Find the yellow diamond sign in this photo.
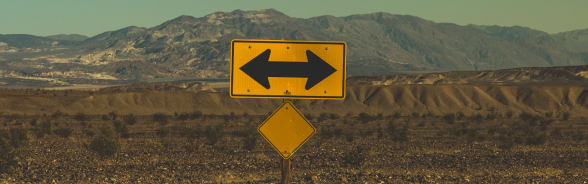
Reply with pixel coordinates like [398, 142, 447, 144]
[258, 101, 315, 159]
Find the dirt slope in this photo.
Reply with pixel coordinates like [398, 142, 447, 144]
[1, 85, 588, 117]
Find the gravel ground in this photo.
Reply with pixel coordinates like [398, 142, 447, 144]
[1, 115, 587, 183]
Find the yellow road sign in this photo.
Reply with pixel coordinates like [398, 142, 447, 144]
[258, 101, 315, 159]
[230, 39, 346, 99]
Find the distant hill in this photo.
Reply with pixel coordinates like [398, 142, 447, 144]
[1, 9, 588, 80]
[69, 9, 587, 74]
[0, 34, 78, 48]
[553, 28, 588, 53]
[45, 34, 88, 41]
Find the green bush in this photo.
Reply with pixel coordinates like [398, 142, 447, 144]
[54, 127, 74, 138]
[85, 135, 120, 158]
[342, 146, 366, 167]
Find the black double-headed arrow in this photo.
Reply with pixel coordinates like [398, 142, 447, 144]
[239, 49, 337, 90]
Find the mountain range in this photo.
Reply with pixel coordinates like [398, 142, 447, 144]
[1, 9, 588, 81]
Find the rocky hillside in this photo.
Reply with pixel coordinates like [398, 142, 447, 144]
[45, 34, 89, 41]
[1, 9, 588, 81]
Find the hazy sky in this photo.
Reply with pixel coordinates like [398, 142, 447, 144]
[1, 0, 587, 37]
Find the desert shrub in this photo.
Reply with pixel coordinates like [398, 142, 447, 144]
[242, 135, 257, 151]
[152, 112, 169, 125]
[83, 129, 96, 137]
[411, 112, 420, 118]
[3, 114, 20, 123]
[466, 129, 486, 142]
[108, 111, 118, 120]
[204, 125, 224, 145]
[358, 112, 376, 123]
[562, 112, 571, 121]
[156, 127, 170, 138]
[98, 126, 111, 135]
[343, 131, 355, 142]
[443, 114, 456, 124]
[35, 121, 52, 138]
[0, 128, 28, 149]
[190, 110, 203, 119]
[112, 121, 130, 138]
[54, 127, 74, 138]
[329, 113, 340, 120]
[101, 114, 110, 121]
[321, 129, 334, 139]
[342, 146, 366, 167]
[317, 113, 329, 123]
[387, 121, 409, 142]
[526, 132, 547, 145]
[377, 128, 384, 139]
[176, 112, 190, 122]
[417, 121, 426, 127]
[359, 129, 374, 138]
[0, 138, 17, 173]
[498, 135, 515, 150]
[506, 110, 514, 118]
[345, 111, 354, 117]
[29, 117, 37, 126]
[304, 113, 315, 120]
[486, 113, 498, 120]
[74, 112, 90, 122]
[85, 135, 120, 158]
[456, 112, 465, 120]
[539, 119, 554, 126]
[520, 112, 542, 124]
[571, 129, 585, 142]
[392, 112, 401, 119]
[123, 113, 137, 125]
[469, 113, 484, 123]
[51, 110, 66, 119]
[376, 113, 384, 120]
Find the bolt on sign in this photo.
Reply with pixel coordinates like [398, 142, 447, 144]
[230, 39, 346, 99]
[258, 101, 315, 159]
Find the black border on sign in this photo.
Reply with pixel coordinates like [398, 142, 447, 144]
[230, 39, 346, 99]
[257, 101, 316, 159]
